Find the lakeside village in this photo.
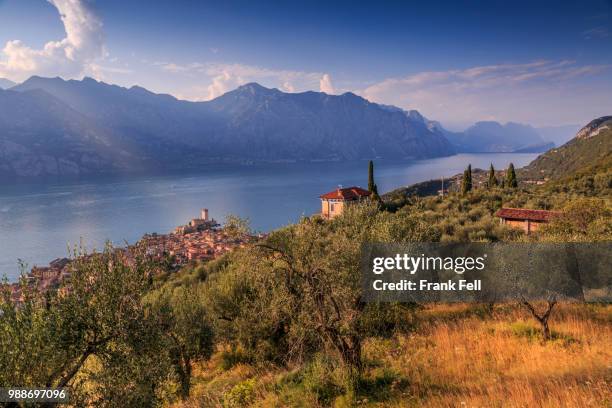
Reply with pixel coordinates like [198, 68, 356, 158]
[6, 208, 257, 303]
[6, 165, 558, 303]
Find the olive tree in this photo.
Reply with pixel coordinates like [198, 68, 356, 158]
[0, 245, 172, 406]
[146, 285, 214, 399]
[205, 203, 438, 390]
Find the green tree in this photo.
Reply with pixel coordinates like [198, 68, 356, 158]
[0, 245, 171, 406]
[205, 203, 437, 394]
[462, 164, 472, 194]
[488, 163, 498, 188]
[224, 214, 252, 239]
[368, 160, 375, 192]
[147, 285, 214, 399]
[368, 160, 381, 203]
[506, 163, 518, 188]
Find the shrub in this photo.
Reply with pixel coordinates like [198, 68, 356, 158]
[223, 378, 257, 408]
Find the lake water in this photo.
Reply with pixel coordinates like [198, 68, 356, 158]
[0, 153, 537, 280]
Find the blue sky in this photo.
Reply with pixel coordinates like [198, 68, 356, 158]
[0, 0, 610, 128]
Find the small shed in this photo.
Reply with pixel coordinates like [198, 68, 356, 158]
[495, 207, 560, 234]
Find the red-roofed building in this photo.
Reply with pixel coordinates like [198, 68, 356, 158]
[320, 186, 371, 219]
[495, 208, 561, 234]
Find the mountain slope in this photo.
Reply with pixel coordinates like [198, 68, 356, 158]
[521, 116, 612, 182]
[383, 116, 612, 201]
[7, 77, 455, 176]
[206, 83, 454, 160]
[0, 88, 140, 177]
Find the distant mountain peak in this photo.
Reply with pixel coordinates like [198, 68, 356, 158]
[81, 76, 99, 83]
[407, 109, 426, 122]
[234, 82, 276, 94]
[238, 82, 266, 89]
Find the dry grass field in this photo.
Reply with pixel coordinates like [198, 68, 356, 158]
[172, 303, 611, 407]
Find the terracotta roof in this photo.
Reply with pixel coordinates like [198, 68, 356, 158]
[495, 207, 561, 222]
[320, 186, 372, 200]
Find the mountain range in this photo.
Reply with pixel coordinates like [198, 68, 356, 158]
[0, 76, 574, 178]
[1, 76, 458, 177]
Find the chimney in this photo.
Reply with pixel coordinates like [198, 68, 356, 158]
[201, 208, 209, 221]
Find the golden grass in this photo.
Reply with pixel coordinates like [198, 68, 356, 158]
[365, 303, 612, 407]
[174, 303, 611, 407]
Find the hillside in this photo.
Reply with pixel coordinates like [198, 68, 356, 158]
[521, 116, 612, 182]
[4, 77, 454, 177]
[384, 116, 612, 202]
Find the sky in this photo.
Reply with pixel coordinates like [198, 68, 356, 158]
[0, 0, 610, 129]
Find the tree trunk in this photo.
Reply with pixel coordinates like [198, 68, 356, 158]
[542, 320, 551, 341]
[179, 357, 192, 400]
[521, 298, 556, 341]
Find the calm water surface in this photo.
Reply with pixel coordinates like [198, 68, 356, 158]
[0, 153, 537, 280]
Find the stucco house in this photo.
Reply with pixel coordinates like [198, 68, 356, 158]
[320, 186, 371, 219]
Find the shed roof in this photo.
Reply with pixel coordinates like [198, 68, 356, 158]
[495, 207, 561, 222]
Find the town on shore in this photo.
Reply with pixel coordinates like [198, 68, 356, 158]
[6, 208, 256, 303]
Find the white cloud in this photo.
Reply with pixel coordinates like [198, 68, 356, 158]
[361, 60, 612, 127]
[206, 69, 245, 100]
[319, 73, 335, 94]
[0, 0, 105, 82]
[281, 81, 295, 93]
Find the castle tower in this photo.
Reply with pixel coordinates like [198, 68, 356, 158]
[201, 208, 209, 221]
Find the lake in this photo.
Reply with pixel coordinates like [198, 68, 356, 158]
[0, 153, 537, 280]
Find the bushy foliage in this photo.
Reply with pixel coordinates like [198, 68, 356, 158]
[202, 203, 436, 390]
[0, 245, 217, 405]
[146, 284, 214, 399]
[0, 245, 172, 406]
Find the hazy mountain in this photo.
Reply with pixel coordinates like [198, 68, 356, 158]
[521, 116, 612, 181]
[4, 77, 455, 176]
[443, 121, 551, 153]
[0, 88, 140, 178]
[205, 83, 454, 160]
[0, 78, 16, 89]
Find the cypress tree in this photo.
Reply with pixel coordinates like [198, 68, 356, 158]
[488, 163, 498, 188]
[368, 160, 375, 192]
[462, 164, 472, 194]
[506, 163, 518, 188]
[367, 160, 382, 204]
